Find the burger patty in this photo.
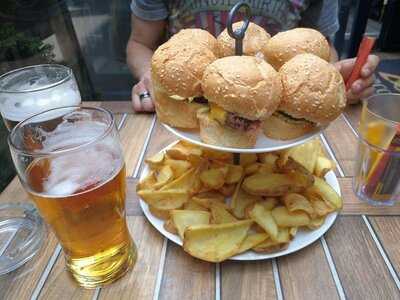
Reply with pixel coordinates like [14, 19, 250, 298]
[225, 113, 261, 132]
[274, 111, 315, 125]
[192, 96, 208, 104]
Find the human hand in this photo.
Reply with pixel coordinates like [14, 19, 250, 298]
[132, 70, 155, 112]
[334, 54, 380, 104]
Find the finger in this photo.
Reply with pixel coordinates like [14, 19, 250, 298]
[335, 58, 356, 81]
[132, 87, 144, 112]
[141, 96, 155, 112]
[351, 75, 376, 94]
[361, 55, 380, 78]
[358, 86, 375, 100]
[133, 81, 145, 94]
[347, 86, 375, 104]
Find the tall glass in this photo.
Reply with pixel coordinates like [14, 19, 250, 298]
[8, 106, 137, 288]
[0, 64, 81, 131]
[353, 94, 400, 206]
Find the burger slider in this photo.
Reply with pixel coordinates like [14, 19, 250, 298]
[199, 56, 282, 148]
[262, 53, 346, 140]
[217, 21, 271, 58]
[264, 28, 330, 70]
[151, 29, 217, 129]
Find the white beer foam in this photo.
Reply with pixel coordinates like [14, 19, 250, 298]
[0, 82, 81, 122]
[40, 119, 122, 197]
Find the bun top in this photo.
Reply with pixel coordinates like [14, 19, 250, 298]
[169, 28, 218, 56]
[264, 28, 330, 70]
[202, 56, 282, 121]
[279, 53, 346, 125]
[217, 22, 271, 57]
[151, 39, 217, 98]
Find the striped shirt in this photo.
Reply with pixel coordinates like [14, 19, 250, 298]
[131, 0, 339, 38]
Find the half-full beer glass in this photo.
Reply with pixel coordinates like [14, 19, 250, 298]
[8, 106, 137, 288]
[0, 64, 81, 131]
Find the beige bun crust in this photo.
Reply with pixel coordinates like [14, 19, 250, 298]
[169, 28, 218, 56]
[153, 88, 205, 129]
[262, 113, 316, 140]
[279, 53, 346, 125]
[217, 22, 271, 57]
[151, 40, 217, 98]
[197, 111, 259, 148]
[202, 56, 282, 121]
[264, 28, 330, 70]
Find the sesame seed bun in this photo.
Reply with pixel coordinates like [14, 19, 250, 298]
[201, 56, 282, 121]
[217, 22, 271, 57]
[197, 110, 260, 148]
[278, 53, 346, 125]
[151, 40, 217, 99]
[153, 88, 205, 129]
[169, 28, 218, 56]
[264, 28, 330, 70]
[262, 112, 316, 140]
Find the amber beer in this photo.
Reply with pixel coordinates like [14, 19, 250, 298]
[8, 106, 135, 288]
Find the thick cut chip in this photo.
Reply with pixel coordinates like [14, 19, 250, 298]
[220, 184, 236, 197]
[242, 173, 299, 196]
[244, 163, 261, 175]
[315, 156, 335, 177]
[166, 142, 203, 161]
[231, 183, 262, 219]
[240, 153, 258, 167]
[138, 189, 188, 210]
[210, 203, 237, 224]
[164, 218, 178, 235]
[145, 152, 165, 169]
[248, 203, 279, 240]
[225, 164, 244, 184]
[307, 217, 326, 229]
[237, 233, 269, 254]
[202, 148, 233, 162]
[200, 168, 225, 189]
[137, 171, 157, 191]
[164, 158, 192, 178]
[289, 227, 298, 239]
[309, 197, 335, 217]
[183, 220, 253, 262]
[153, 165, 174, 189]
[195, 191, 225, 202]
[278, 139, 319, 173]
[257, 153, 279, 172]
[184, 200, 209, 211]
[171, 210, 211, 239]
[192, 195, 228, 210]
[160, 168, 201, 194]
[279, 158, 315, 190]
[259, 198, 278, 211]
[282, 193, 314, 216]
[149, 205, 171, 220]
[252, 229, 290, 253]
[271, 206, 310, 227]
[307, 176, 342, 209]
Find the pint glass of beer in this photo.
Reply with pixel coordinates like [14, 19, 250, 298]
[0, 64, 81, 131]
[8, 106, 136, 288]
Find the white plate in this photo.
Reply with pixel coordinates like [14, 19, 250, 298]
[138, 142, 340, 261]
[163, 123, 325, 153]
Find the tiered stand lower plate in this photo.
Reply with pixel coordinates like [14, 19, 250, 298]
[138, 126, 340, 260]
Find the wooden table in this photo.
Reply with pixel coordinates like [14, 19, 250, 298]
[1, 101, 400, 300]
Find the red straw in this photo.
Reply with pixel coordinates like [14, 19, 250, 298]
[346, 36, 376, 90]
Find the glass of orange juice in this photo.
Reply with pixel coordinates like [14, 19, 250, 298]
[353, 94, 400, 206]
[8, 106, 137, 288]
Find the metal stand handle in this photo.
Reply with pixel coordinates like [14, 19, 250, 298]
[227, 1, 251, 56]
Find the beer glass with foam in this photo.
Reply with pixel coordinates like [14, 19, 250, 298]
[8, 106, 137, 287]
[0, 64, 81, 131]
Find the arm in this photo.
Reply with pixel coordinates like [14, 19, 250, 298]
[126, 14, 166, 80]
[126, 14, 166, 112]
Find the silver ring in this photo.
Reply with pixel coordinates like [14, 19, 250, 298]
[139, 91, 151, 101]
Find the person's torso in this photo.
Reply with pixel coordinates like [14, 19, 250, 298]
[165, 0, 310, 37]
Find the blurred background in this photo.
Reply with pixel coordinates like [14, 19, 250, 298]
[1, 0, 400, 191]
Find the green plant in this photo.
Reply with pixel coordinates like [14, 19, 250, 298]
[0, 23, 55, 62]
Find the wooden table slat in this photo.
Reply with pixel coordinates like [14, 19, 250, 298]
[323, 115, 358, 176]
[221, 260, 276, 300]
[325, 216, 400, 299]
[278, 241, 339, 300]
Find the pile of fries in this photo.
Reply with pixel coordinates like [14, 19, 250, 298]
[137, 139, 342, 262]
